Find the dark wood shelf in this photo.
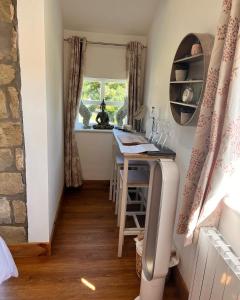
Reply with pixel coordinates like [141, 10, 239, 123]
[174, 53, 204, 64]
[170, 101, 198, 108]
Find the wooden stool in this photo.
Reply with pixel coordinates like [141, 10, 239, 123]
[118, 169, 149, 257]
[109, 139, 119, 201]
[116, 172, 146, 221]
[109, 154, 148, 203]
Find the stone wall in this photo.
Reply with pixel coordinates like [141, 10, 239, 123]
[0, 0, 27, 244]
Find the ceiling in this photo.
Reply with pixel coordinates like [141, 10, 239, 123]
[61, 0, 159, 36]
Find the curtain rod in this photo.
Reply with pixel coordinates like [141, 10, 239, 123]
[64, 38, 147, 48]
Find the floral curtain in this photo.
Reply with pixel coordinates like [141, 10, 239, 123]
[177, 0, 240, 245]
[127, 41, 144, 129]
[65, 37, 87, 187]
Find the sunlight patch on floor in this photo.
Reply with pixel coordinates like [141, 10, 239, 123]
[81, 278, 96, 291]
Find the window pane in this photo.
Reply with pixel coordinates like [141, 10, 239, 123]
[104, 82, 127, 102]
[106, 105, 121, 124]
[79, 79, 128, 127]
[81, 79, 101, 101]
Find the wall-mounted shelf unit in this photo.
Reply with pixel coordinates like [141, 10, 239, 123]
[169, 33, 214, 126]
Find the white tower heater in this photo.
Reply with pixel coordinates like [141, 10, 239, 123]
[135, 159, 179, 300]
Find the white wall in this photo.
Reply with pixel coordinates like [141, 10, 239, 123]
[44, 0, 64, 236]
[18, 0, 64, 242]
[75, 130, 113, 180]
[18, 0, 49, 242]
[144, 0, 231, 289]
[64, 30, 147, 180]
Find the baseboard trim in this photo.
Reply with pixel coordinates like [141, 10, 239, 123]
[82, 180, 109, 190]
[9, 188, 65, 258]
[9, 242, 51, 257]
[172, 266, 189, 300]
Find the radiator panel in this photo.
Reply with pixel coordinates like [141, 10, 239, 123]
[200, 243, 218, 300]
[189, 228, 240, 300]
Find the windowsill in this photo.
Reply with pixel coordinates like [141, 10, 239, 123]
[75, 122, 113, 133]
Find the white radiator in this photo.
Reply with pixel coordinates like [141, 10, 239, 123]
[189, 227, 240, 300]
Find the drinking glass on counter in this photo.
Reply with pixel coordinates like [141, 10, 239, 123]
[148, 106, 156, 143]
[157, 119, 172, 148]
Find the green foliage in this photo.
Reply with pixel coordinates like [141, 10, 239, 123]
[106, 105, 119, 123]
[82, 79, 127, 102]
[82, 80, 100, 100]
[105, 82, 126, 102]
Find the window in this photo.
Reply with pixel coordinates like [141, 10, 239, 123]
[78, 77, 128, 127]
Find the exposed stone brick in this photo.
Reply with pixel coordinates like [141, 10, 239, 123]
[0, 90, 8, 119]
[0, 198, 11, 224]
[0, 0, 13, 23]
[0, 0, 27, 244]
[11, 28, 17, 61]
[0, 64, 15, 85]
[8, 87, 20, 119]
[15, 148, 24, 171]
[0, 149, 13, 171]
[0, 173, 24, 195]
[0, 122, 22, 146]
[0, 22, 12, 60]
[12, 200, 26, 223]
[0, 226, 26, 244]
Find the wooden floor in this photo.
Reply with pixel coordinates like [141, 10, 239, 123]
[0, 186, 180, 300]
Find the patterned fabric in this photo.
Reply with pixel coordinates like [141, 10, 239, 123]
[127, 42, 144, 128]
[177, 0, 240, 245]
[65, 37, 87, 187]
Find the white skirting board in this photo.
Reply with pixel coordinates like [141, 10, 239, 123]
[189, 227, 240, 300]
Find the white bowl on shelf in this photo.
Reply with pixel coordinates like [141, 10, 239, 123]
[175, 69, 187, 81]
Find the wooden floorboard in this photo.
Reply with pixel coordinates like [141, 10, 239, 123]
[0, 188, 180, 300]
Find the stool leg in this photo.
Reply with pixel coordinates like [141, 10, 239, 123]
[139, 188, 144, 211]
[109, 138, 116, 201]
[118, 158, 129, 258]
[113, 162, 118, 202]
[117, 179, 123, 226]
[109, 162, 115, 201]
[115, 168, 120, 215]
[118, 188, 126, 257]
